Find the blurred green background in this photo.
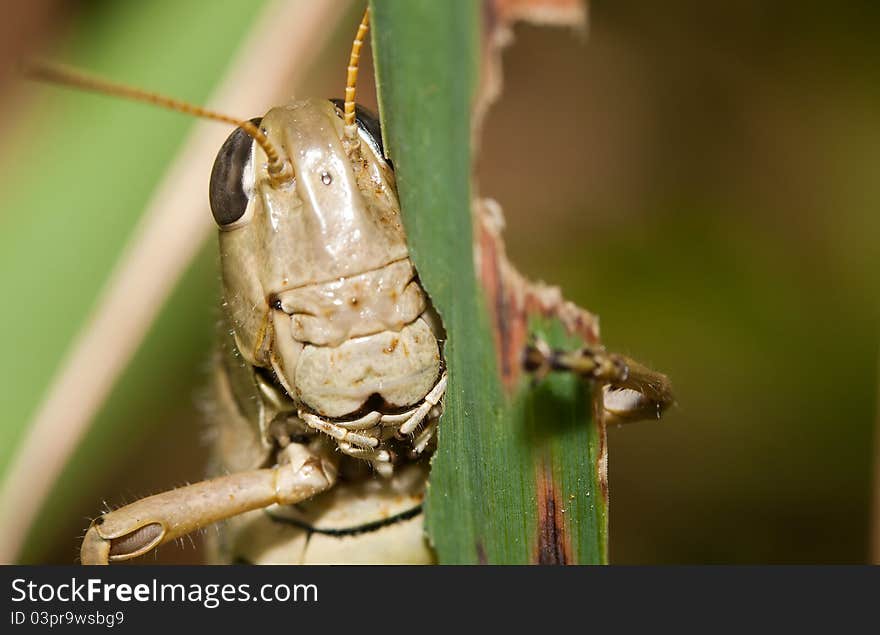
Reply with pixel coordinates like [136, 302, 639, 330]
[1, 0, 877, 563]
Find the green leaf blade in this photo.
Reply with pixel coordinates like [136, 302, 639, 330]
[371, 0, 607, 564]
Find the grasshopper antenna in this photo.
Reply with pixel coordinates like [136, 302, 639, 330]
[343, 8, 370, 147]
[22, 60, 292, 184]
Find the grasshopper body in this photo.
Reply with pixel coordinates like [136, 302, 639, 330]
[73, 12, 445, 564]
[30, 9, 671, 565]
[206, 98, 442, 563]
[81, 97, 445, 564]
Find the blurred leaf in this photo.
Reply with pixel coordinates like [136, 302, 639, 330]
[0, 0, 273, 561]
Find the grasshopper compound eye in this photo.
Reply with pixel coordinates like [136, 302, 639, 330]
[209, 117, 264, 227]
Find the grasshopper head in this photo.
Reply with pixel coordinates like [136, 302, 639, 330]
[212, 98, 410, 373]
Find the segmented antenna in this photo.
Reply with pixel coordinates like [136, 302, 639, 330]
[23, 61, 291, 183]
[343, 8, 370, 145]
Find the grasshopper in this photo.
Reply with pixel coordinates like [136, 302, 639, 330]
[31, 8, 672, 565]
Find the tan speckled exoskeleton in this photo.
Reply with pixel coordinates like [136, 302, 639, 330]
[32, 10, 672, 565]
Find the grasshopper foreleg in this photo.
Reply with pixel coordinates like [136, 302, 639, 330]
[523, 337, 674, 424]
[80, 442, 337, 565]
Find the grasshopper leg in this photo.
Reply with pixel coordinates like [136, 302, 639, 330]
[523, 337, 674, 424]
[80, 443, 337, 565]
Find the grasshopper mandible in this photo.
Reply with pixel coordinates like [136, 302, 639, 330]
[31, 8, 672, 565]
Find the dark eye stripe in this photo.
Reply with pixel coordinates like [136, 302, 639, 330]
[209, 117, 262, 226]
[329, 99, 389, 165]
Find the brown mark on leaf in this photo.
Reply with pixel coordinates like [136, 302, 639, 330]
[593, 382, 609, 504]
[492, 0, 587, 23]
[475, 0, 586, 145]
[475, 198, 600, 392]
[473, 2, 594, 392]
[475, 540, 489, 565]
[534, 464, 572, 564]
